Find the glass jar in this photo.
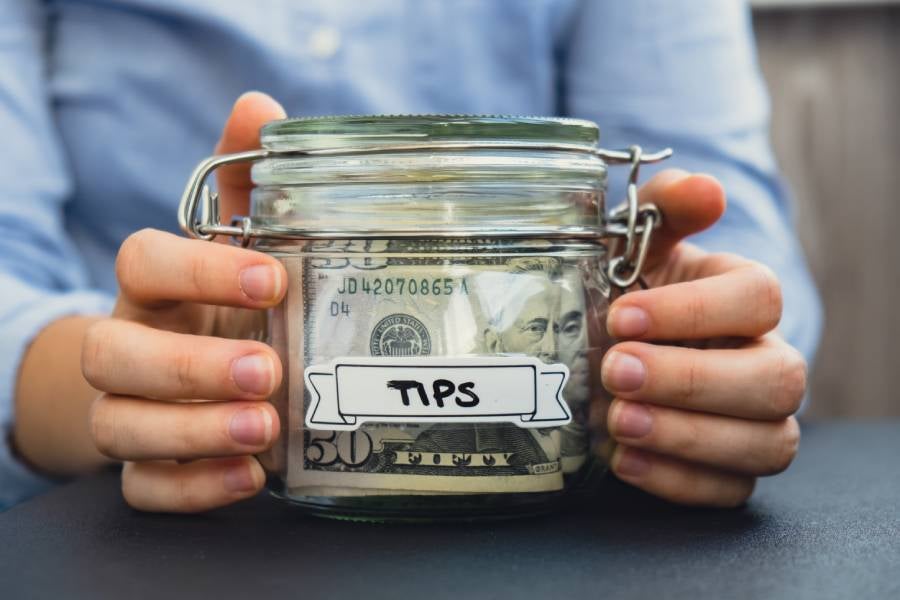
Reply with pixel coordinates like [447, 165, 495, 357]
[178, 116, 670, 521]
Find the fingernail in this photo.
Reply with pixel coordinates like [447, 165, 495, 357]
[223, 461, 258, 493]
[232, 354, 275, 395]
[603, 351, 646, 393]
[614, 447, 651, 478]
[239, 265, 281, 302]
[614, 401, 653, 438]
[229, 407, 272, 446]
[608, 306, 650, 338]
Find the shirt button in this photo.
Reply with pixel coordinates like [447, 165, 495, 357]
[308, 26, 341, 59]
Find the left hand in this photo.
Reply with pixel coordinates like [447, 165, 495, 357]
[599, 170, 806, 507]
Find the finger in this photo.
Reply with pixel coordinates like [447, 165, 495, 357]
[636, 170, 726, 273]
[607, 261, 783, 340]
[116, 228, 287, 308]
[608, 399, 801, 476]
[121, 456, 265, 512]
[601, 335, 807, 420]
[588, 393, 612, 432]
[92, 396, 278, 461]
[83, 319, 281, 401]
[215, 91, 286, 223]
[610, 445, 756, 508]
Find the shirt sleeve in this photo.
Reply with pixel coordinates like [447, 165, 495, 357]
[560, 0, 822, 364]
[0, 0, 115, 510]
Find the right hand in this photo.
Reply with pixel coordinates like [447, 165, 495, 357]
[82, 92, 289, 512]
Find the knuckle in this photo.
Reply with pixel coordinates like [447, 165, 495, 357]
[122, 463, 209, 513]
[173, 404, 236, 457]
[172, 406, 216, 457]
[675, 350, 703, 407]
[662, 484, 697, 507]
[670, 414, 702, 458]
[747, 263, 783, 332]
[661, 465, 708, 506]
[90, 395, 119, 458]
[175, 472, 206, 513]
[767, 417, 801, 475]
[116, 229, 157, 297]
[709, 252, 746, 271]
[770, 346, 808, 418]
[120, 463, 145, 510]
[718, 477, 756, 509]
[81, 320, 114, 387]
[684, 289, 707, 338]
[665, 468, 756, 508]
[168, 348, 200, 398]
[186, 251, 210, 299]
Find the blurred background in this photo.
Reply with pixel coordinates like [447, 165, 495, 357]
[751, 0, 899, 417]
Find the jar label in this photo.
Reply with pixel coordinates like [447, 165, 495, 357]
[304, 356, 571, 431]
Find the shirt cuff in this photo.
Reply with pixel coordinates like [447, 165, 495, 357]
[0, 289, 114, 511]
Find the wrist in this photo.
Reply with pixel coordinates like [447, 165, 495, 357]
[13, 316, 112, 476]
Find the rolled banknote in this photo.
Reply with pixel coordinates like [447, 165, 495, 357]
[274, 240, 603, 497]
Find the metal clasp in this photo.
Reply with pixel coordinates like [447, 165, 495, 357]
[177, 142, 672, 282]
[178, 148, 272, 244]
[600, 145, 670, 289]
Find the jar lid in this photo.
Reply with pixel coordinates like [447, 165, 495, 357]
[260, 115, 599, 152]
[180, 113, 671, 291]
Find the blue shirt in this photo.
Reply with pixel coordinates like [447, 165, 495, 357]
[0, 0, 822, 509]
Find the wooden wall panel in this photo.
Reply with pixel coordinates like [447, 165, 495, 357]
[753, 7, 900, 417]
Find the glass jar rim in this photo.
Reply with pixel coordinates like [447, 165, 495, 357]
[260, 115, 600, 152]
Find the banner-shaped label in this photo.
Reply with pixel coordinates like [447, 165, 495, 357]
[304, 356, 571, 431]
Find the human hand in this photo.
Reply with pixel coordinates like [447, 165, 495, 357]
[599, 171, 806, 507]
[82, 92, 288, 512]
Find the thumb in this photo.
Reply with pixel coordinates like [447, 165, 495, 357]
[214, 91, 287, 225]
[634, 169, 726, 273]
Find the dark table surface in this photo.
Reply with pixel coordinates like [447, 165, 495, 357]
[1, 422, 898, 600]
